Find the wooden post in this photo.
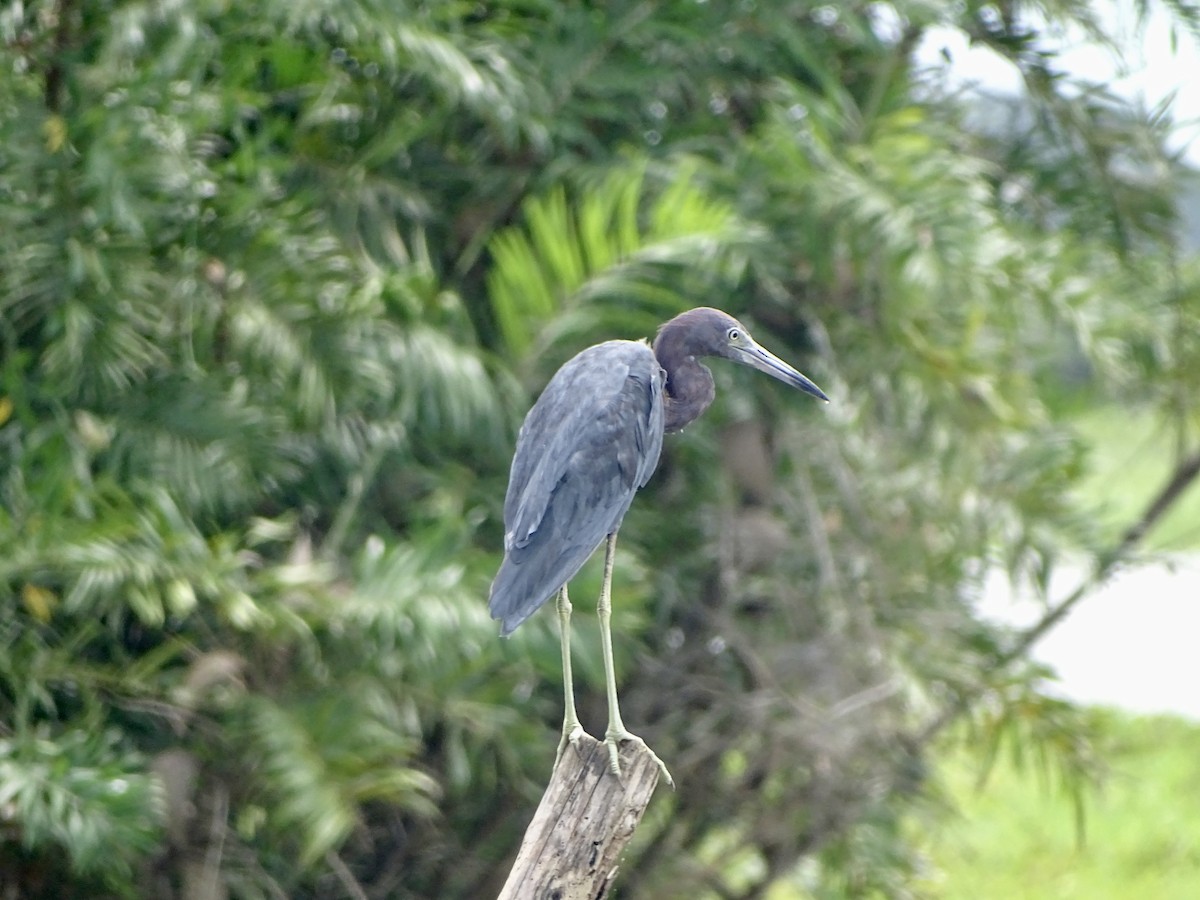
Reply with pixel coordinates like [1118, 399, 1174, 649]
[497, 734, 663, 899]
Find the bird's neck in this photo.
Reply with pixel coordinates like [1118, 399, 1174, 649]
[653, 331, 715, 433]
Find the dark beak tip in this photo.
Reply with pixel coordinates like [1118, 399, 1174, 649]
[740, 343, 829, 404]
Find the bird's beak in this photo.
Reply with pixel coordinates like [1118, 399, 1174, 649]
[735, 340, 830, 402]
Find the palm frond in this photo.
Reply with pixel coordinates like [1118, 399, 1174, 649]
[241, 693, 439, 865]
[487, 161, 760, 365]
[0, 727, 163, 878]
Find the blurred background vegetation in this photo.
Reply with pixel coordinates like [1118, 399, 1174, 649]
[2, 0, 1198, 897]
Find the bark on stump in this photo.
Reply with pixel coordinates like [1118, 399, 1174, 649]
[497, 733, 663, 899]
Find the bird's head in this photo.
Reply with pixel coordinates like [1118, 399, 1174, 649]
[657, 307, 829, 402]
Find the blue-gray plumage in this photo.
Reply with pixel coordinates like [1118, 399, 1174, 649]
[489, 307, 828, 786]
[490, 340, 665, 636]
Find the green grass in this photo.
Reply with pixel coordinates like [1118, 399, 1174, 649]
[1070, 405, 1200, 550]
[923, 711, 1200, 899]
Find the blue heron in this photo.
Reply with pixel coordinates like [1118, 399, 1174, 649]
[489, 307, 828, 786]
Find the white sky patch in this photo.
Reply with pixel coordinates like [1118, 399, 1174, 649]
[913, 0, 1200, 163]
[978, 556, 1200, 719]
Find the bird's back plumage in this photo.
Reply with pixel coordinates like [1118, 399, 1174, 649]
[489, 340, 665, 635]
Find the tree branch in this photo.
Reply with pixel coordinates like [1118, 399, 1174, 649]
[916, 447, 1200, 745]
[43, 0, 77, 113]
[497, 734, 663, 899]
[326, 850, 369, 900]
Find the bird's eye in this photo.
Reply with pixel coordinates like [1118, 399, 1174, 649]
[727, 327, 740, 342]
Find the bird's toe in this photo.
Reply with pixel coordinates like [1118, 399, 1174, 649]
[604, 729, 675, 790]
[554, 722, 588, 770]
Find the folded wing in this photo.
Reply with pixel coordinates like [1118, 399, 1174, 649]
[489, 340, 665, 635]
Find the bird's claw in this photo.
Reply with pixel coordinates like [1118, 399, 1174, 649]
[604, 728, 675, 789]
[554, 721, 587, 769]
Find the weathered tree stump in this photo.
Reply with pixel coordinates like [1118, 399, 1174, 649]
[497, 734, 663, 899]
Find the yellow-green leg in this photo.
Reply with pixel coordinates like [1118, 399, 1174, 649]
[597, 533, 674, 788]
[554, 585, 586, 768]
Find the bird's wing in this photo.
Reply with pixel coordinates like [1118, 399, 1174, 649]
[490, 341, 665, 634]
[503, 341, 661, 550]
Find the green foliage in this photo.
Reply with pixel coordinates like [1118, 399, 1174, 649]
[242, 694, 439, 865]
[1, 0, 1198, 896]
[487, 163, 755, 361]
[924, 712, 1200, 900]
[1071, 404, 1200, 549]
[0, 728, 162, 885]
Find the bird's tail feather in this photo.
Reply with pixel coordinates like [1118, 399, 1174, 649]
[488, 540, 599, 636]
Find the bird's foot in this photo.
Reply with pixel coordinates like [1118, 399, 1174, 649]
[554, 721, 587, 770]
[604, 726, 675, 789]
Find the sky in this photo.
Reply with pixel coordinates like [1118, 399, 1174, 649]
[978, 558, 1200, 719]
[912, 0, 1200, 164]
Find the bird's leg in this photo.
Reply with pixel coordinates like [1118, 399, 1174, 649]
[597, 533, 675, 788]
[554, 585, 586, 768]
